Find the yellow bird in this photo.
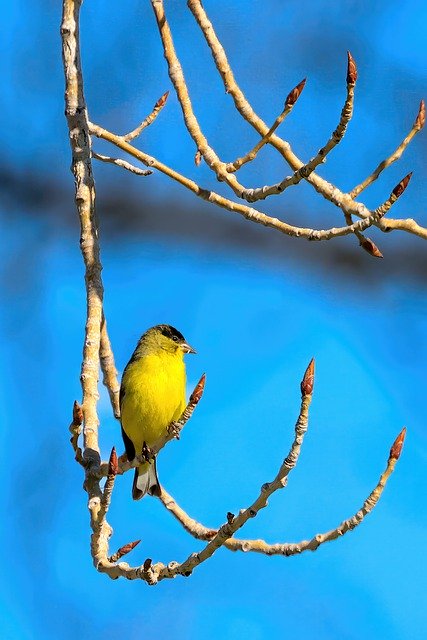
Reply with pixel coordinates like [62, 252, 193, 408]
[120, 324, 196, 500]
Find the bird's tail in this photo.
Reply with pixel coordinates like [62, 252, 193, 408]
[132, 459, 160, 500]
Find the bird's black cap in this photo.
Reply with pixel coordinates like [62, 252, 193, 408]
[157, 324, 186, 342]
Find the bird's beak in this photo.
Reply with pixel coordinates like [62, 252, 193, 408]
[181, 342, 197, 354]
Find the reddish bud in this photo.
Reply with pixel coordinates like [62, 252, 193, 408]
[301, 358, 315, 396]
[359, 237, 383, 259]
[389, 427, 406, 460]
[143, 558, 152, 572]
[415, 99, 425, 130]
[116, 539, 141, 559]
[392, 172, 412, 198]
[190, 373, 206, 404]
[347, 51, 358, 85]
[285, 78, 306, 107]
[108, 447, 119, 476]
[195, 150, 202, 167]
[155, 90, 169, 109]
[72, 400, 83, 426]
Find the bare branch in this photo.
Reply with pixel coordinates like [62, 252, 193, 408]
[186, 0, 423, 232]
[351, 100, 425, 198]
[61, 0, 115, 575]
[225, 78, 307, 173]
[89, 121, 389, 241]
[375, 172, 413, 215]
[153, 358, 315, 580]
[92, 152, 152, 177]
[69, 400, 84, 466]
[100, 315, 121, 419]
[98, 447, 118, 523]
[61, 0, 103, 469]
[239, 52, 358, 202]
[150, 0, 248, 200]
[377, 216, 427, 239]
[158, 428, 406, 557]
[62, 0, 416, 586]
[123, 91, 170, 142]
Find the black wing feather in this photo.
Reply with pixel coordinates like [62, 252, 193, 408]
[121, 425, 136, 461]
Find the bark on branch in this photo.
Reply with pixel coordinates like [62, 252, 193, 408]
[61, 0, 412, 584]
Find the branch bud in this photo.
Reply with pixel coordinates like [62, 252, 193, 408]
[108, 446, 119, 476]
[143, 558, 152, 572]
[389, 427, 406, 460]
[72, 400, 83, 426]
[195, 150, 202, 166]
[116, 539, 141, 560]
[392, 172, 412, 199]
[301, 358, 315, 396]
[285, 78, 306, 108]
[347, 51, 358, 85]
[414, 99, 425, 130]
[226, 512, 235, 524]
[359, 237, 383, 259]
[190, 373, 206, 404]
[155, 90, 169, 109]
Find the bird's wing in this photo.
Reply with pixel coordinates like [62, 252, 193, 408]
[121, 424, 136, 461]
[120, 379, 137, 460]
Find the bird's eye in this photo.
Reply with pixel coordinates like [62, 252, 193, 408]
[172, 335, 179, 342]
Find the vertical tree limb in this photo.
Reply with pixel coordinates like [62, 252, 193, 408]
[61, 0, 103, 465]
[61, 0, 107, 557]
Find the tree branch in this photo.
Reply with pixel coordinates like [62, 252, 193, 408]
[89, 120, 394, 241]
[351, 100, 425, 199]
[123, 91, 170, 142]
[158, 428, 406, 556]
[62, 0, 414, 585]
[186, 0, 425, 236]
[92, 152, 153, 177]
[225, 78, 307, 173]
[100, 314, 121, 419]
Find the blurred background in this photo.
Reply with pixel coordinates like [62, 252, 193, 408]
[1, 1, 426, 638]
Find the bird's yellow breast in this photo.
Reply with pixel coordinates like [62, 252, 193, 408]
[120, 352, 186, 455]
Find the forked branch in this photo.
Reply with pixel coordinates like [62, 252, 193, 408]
[158, 427, 406, 556]
[61, 0, 412, 585]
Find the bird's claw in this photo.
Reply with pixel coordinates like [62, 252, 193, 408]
[167, 421, 181, 440]
[141, 441, 156, 462]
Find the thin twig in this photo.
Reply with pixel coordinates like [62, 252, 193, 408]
[92, 152, 152, 176]
[351, 100, 425, 199]
[69, 400, 84, 466]
[123, 91, 170, 142]
[239, 53, 357, 203]
[225, 79, 306, 173]
[100, 315, 121, 419]
[98, 447, 119, 523]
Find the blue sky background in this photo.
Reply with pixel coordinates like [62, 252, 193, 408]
[1, 1, 427, 639]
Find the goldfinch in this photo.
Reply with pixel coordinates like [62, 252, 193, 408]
[120, 324, 196, 500]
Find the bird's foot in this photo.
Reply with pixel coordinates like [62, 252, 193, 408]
[141, 441, 156, 463]
[167, 421, 181, 440]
